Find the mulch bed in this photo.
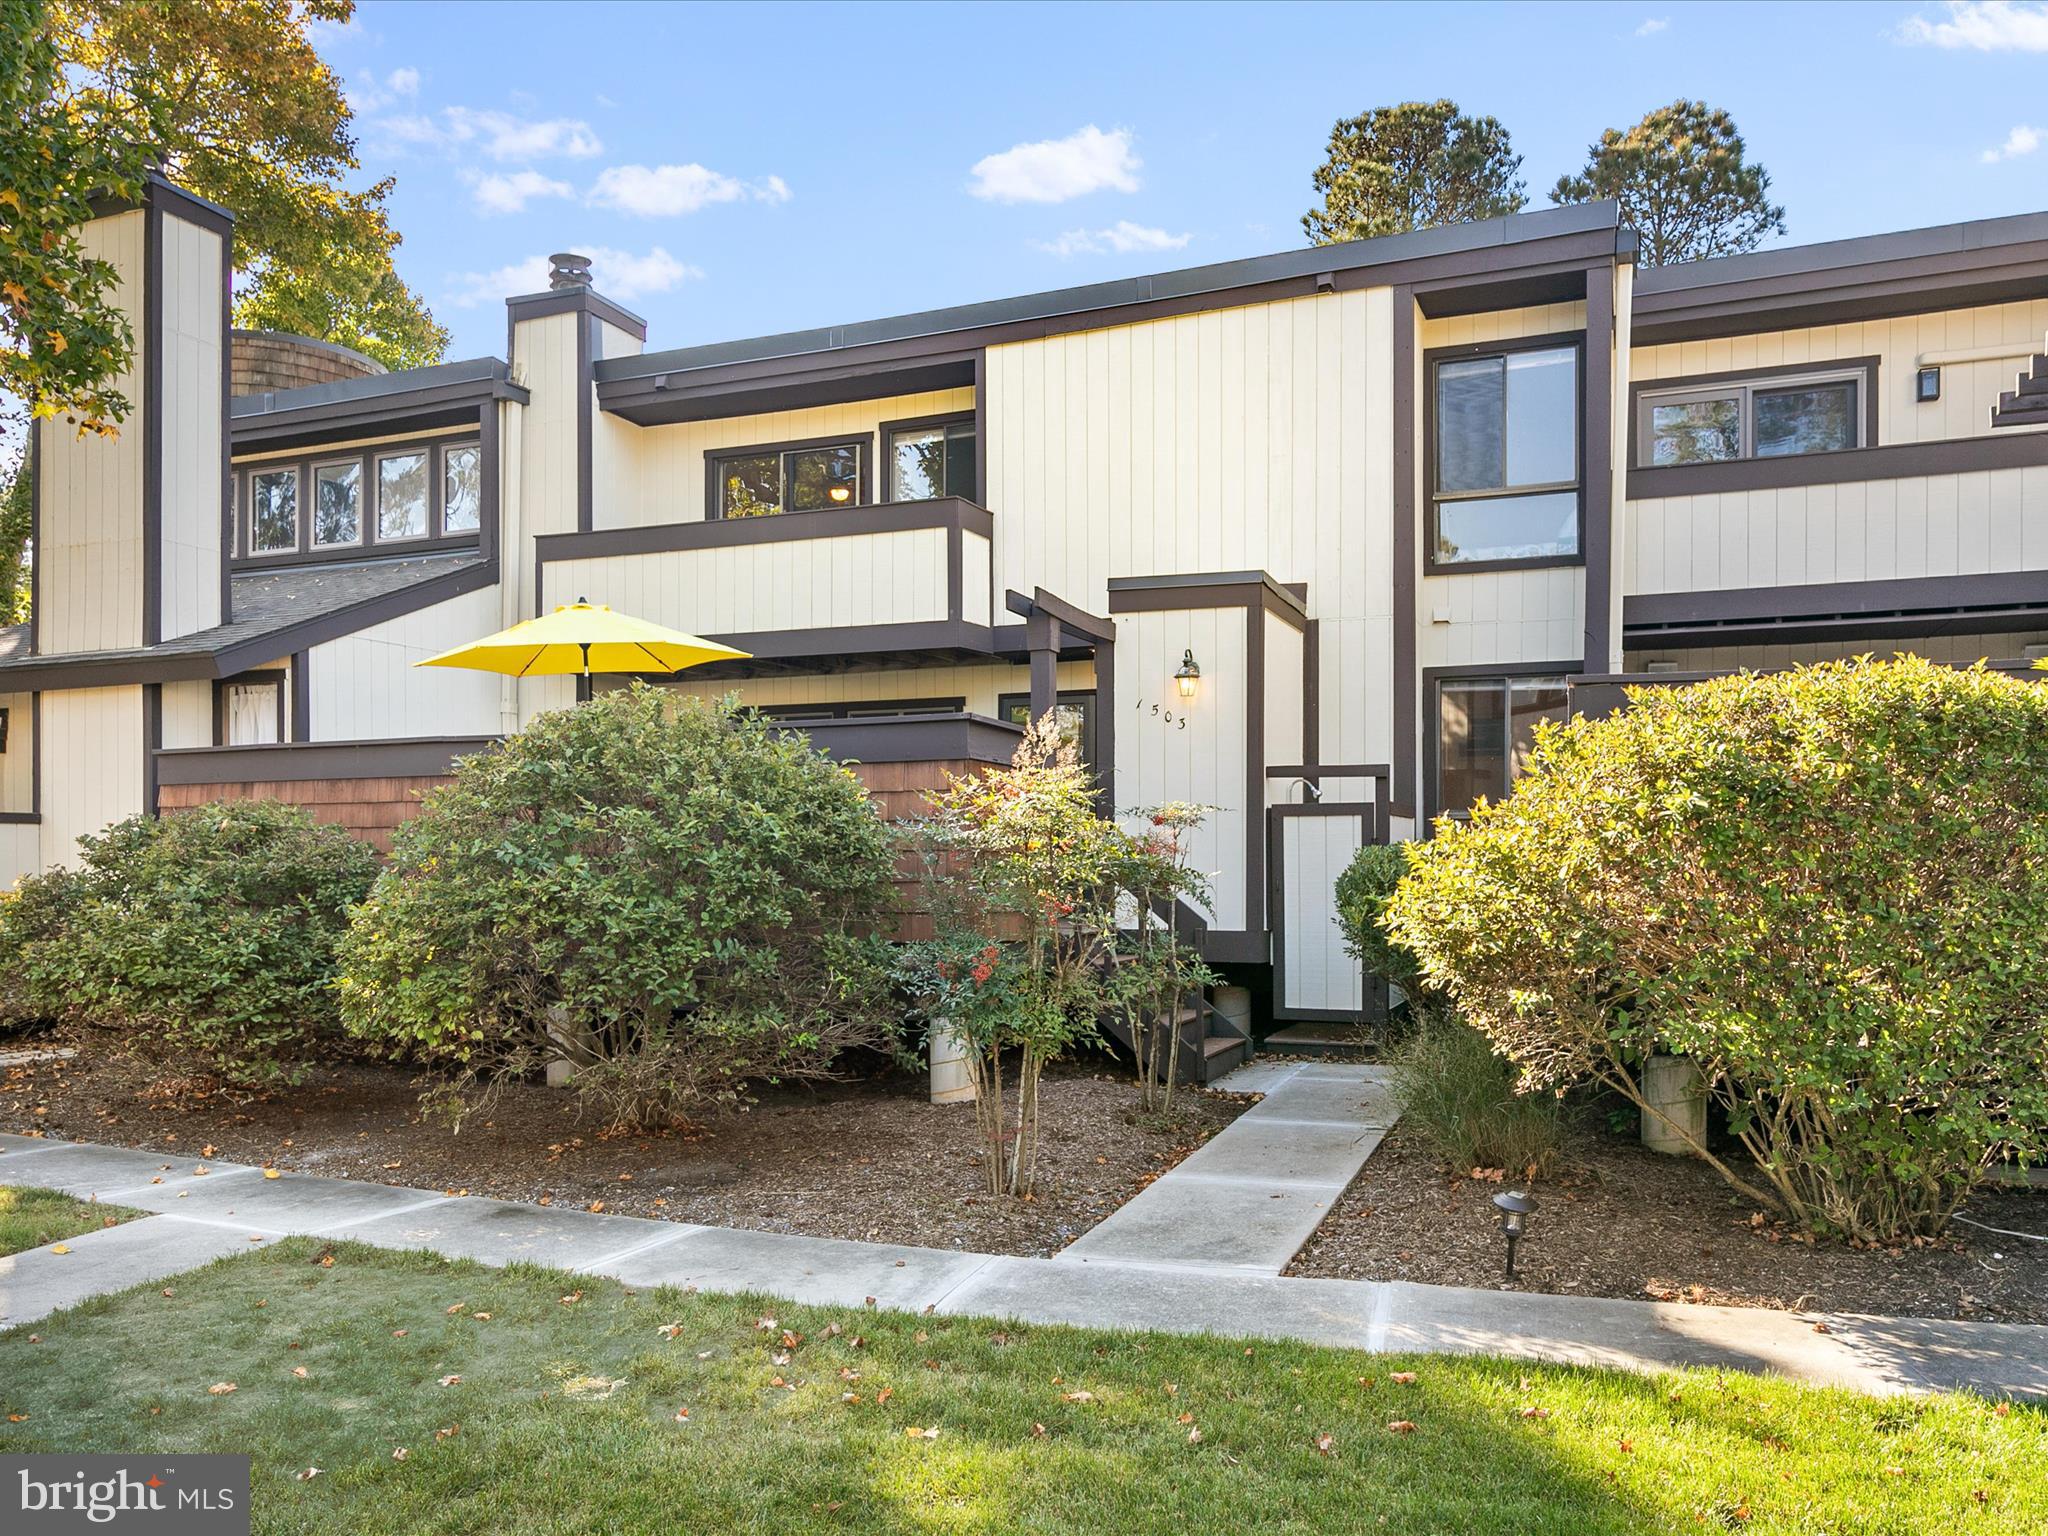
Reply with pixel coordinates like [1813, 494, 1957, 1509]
[1288, 1123, 2047, 1323]
[0, 1037, 1246, 1259]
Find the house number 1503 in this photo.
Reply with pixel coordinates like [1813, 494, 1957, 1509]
[1134, 699, 1189, 730]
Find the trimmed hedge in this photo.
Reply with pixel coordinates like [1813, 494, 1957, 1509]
[337, 686, 900, 1130]
[1386, 657, 2048, 1240]
[0, 801, 379, 1087]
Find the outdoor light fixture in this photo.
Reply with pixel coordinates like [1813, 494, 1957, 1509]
[1174, 648, 1201, 700]
[1916, 365, 1942, 404]
[1492, 1190, 1537, 1281]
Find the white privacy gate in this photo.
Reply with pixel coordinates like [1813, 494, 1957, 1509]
[1266, 766, 1389, 1023]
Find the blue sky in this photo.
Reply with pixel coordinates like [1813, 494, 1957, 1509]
[318, 0, 2048, 363]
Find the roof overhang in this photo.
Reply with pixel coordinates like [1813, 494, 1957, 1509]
[231, 358, 527, 455]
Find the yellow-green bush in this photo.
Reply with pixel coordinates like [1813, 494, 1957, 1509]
[1387, 657, 2048, 1240]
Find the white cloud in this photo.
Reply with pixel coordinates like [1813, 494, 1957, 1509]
[587, 163, 791, 217]
[467, 169, 575, 215]
[387, 66, 420, 97]
[969, 125, 1141, 204]
[1900, 1, 2048, 49]
[445, 246, 700, 308]
[1038, 220, 1191, 258]
[1982, 123, 2043, 161]
[374, 107, 603, 161]
[1635, 16, 1670, 34]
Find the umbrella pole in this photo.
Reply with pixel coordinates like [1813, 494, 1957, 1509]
[577, 641, 592, 703]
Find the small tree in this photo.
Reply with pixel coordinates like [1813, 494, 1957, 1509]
[339, 687, 899, 1131]
[1387, 658, 2048, 1241]
[1551, 100, 1785, 266]
[1334, 842, 1429, 999]
[1107, 802, 1218, 1114]
[0, 801, 378, 1088]
[1303, 100, 1526, 245]
[901, 716, 1126, 1196]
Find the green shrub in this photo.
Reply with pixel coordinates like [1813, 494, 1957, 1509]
[338, 685, 900, 1131]
[2, 802, 378, 1087]
[0, 863, 85, 1027]
[1390, 1008, 1562, 1178]
[1387, 657, 2048, 1240]
[1333, 842, 1427, 995]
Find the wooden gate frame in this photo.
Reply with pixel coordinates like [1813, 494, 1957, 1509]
[1265, 762, 1390, 1024]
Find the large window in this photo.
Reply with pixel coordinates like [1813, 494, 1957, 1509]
[712, 440, 865, 518]
[1637, 366, 1866, 468]
[1433, 673, 1569, 817]
[239, 437, 482, 560]
[1430, 341, 1580, 569]
[886, 417, 977, 502]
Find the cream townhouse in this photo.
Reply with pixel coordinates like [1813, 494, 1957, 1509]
[5, 171, 2047, 1067]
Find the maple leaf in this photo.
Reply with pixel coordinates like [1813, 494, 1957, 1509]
[1390, 1371, 1416, 1385]
[1386, 1421, 1416, 1435]
[1520, 1406, 1550, 1420]
[1313, 1432, 1338, 1456]
[207, 1383, 237, 1396]
[391, 1448, 409, 1462]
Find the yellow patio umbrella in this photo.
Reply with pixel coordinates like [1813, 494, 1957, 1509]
[414, 598, 751, 679]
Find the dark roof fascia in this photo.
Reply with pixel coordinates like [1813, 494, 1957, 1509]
[1633, 211, 2048, 344]
[1624, 569, 2048, 648]
[505, 285, 649, 341]
[767, 711, 1025, 767]
[0, 556, 496, 691]
[155, 735, 500, 787]
[230, 359, 526, 453]
[90, 170, 235, 238]
[595, 205, 1630, 419]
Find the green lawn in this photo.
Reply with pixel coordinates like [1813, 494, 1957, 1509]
[0, 1184, 141, 1257]
[1, 1239, 2037, 1535]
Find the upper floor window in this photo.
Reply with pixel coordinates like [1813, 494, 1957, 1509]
[712, 439, 865, 518]
[1636, 365, 1867, 468]
[1430, 340, 1580, 570]
[238, 436, 482, 562]
[887, 417, 976, 502]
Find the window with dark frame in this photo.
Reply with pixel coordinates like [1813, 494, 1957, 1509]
[1434, 674, 1568, 816]
[1430, 341, 1580, 569]
[1637, 366, 1866, 468]
[218, 676, 284, 746]
[887, 419, 977, 502]
[712, 440, 865, 518]
[997, 690, 1099, 771]
[239, 438, 482, 560]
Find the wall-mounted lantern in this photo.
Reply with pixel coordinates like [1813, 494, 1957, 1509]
[1916, 366, 1942, 404]
[1174, 649, 1201, 700]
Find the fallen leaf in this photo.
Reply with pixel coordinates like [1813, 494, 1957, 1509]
[1519, 1406, 1550, 1420]
[472, 1313, 492, 1321]
[207, 1383, 237, 1396]
[263, 1169, 282, 1181]
[1061, 1391, 1096, 1404]
[781, 1330, 803, 1349]
[392, 1329, 408, 1338]
[876, 1387, 894, 1405]
[1313, 1432, 1338, 1455]
[1618, 1438, 1634, 1454]
[1390, 1371, 1416, 1385]
[290, 1367, 308, 1379]
[903, 1426, 940, 1440]
[47, 1244, 69, 1256]
[657, 1322, 684, 1339]
[673, 1409, 690, 1422]
[294, 1468, 321, 1481]
[202, 1145, 217, 1158]
[1187, 1426, 1203, 1444]
[391, 1447, 409, 1462]
[438, 1375, 462, 1388]
[560, 1291, 583, 1306]
[1031, 1422, 1047, 1438]
[435, 1424, 459, 1441]
[1386, 1421, 1416, 1435]
[6, 1414, 28, 1423]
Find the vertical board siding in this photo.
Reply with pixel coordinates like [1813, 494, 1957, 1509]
[158, 214, 225, 640]
[0, 824, 38, 890]
[603, 388, 977, 530]
[307, 585, 506, 741]
[1114, 609, 1248, 930]
[41, 210, 145, 655]
[159, 679, 212, 751]
[1262, 611, 1305, 784]
[1630, 298, 2048, 447]
[512, 311, 580, 619]
[39, 687, 144, 870]
[543, 528, 953, 633]
[1418, 565, 1586, 668]
[1627, 465, 2048, 595]
[961, 529, 992, 626]
[1280, 814, 1365, 1013]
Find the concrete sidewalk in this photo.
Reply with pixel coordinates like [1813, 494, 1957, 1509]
[3, 1129, 2043, 1400]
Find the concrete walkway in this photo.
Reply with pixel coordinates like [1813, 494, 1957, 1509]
[1059, 1060, 1395, 1273]
[3, 1129, 2043, 1400]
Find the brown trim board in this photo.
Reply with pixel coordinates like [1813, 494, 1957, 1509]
[1268, 800, 1383, 1023]
[1583, 265, 1616, 673]
[154, 735, 501, 787]
[1626, 427, 2048, 499]
[1390, 286, 1417, 820]
[211, 669, 289, 746]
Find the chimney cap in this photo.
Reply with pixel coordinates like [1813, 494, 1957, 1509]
[548, 252, 593, 290]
